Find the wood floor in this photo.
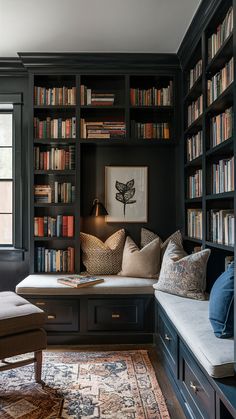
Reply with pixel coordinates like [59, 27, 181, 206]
[48, 343, 186, 419]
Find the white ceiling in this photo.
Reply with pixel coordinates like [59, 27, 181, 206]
[0, 0, 201, 57]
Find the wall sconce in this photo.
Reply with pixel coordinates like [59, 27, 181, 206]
[90, 198, 108, 216]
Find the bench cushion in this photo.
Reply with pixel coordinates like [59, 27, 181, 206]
[155, 290, 234, 378]
[0, 291, 46, 337]
[16, 275, 157, 296]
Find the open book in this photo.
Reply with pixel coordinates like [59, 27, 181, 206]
[57, 275, 104, 288]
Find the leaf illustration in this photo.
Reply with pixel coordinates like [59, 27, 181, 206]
[115, 178, 137, 217]
[124, 188, 135, 201]
[115, 181, 127, 193]
[126, 179, 134, 189]
[116, 192, 125, 203]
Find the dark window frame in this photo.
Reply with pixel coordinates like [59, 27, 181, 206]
[0, 93, 24, 261]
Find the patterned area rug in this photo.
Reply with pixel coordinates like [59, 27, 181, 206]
[0, 350, 170, 419]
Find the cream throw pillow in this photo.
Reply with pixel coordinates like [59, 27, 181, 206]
[154, 240, 211, 300]
[119, 236, 161, 278]
[80, 229, 125, 275]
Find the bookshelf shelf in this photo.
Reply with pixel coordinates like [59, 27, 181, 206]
[184, 75, 202, 103]
[80, 105, 124, 110]
[184, 155, 203, 168]
[34, 138, 76, 144]
[130, 105, 173, 111]
[34, 170, 76, 175]
[34, 105, 76, 110]
[34, 237, 75, 241]
[206, 83, 233, 114]
[183, 236, 202, 244]
[206, 32, 233, 74]
[184, 114, 203, 136]
[185, 198, 202, 204]
[34, 203, 75, 208]
[205, 192, 234, 200]
[205, 241, 234, 252]
[206, 137, 233, 156]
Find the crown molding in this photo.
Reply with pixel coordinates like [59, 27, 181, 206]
[0, 58, 27, 76]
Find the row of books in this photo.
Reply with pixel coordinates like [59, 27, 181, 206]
[34, 215, 74, 238]
[207, 57, 234, 105]
[34, 86, 76, 106]
[211, 107, 233, 148]
[186, 131, 203, 162]
[189, 59, 202, 90]
[212, 157, 234, 194]
[34, 183, 75, 204]
[35, 246, 75, 273]
[80, 119, 126, 139]
[130, 82, 173, 106]
[34, 146, 75, 171]
[188, 95, 203, 127]
[208, 7, 233, 62]
[208, 209, 234, 246]
[187, 169, 202, 198]
[80, 86, 115, 106]
[34, 117, 76, 139]
[131, 121, 170, 139]
[187, 209, 202, 239]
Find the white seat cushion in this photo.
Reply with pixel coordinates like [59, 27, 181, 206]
[16, 275, 157, 295]
[155, 290, 234, 378]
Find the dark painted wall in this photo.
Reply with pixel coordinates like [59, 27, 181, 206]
[0, 76, 30, 291]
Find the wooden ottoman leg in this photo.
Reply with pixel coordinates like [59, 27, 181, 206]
[34, 350, 44, 384]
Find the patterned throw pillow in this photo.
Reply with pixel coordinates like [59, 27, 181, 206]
[141, 228, 182, 258]
[119, 236, 161, 278]
[80, 229, 125, 275]
[154, 240, 211, 300]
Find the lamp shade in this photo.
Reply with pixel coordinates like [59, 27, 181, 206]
[90, 198, 108, 216]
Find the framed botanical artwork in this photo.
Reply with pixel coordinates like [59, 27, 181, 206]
[105, 166, 148, 222]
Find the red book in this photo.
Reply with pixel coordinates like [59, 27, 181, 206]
[62, 216, 68, 237]
[67, 216, 74, 237]
[38, 217, 44, 237]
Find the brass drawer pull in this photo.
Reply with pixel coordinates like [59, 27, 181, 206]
[164, 333, 171, 341]
[112, 314, 120, 319]
[47, 314, 56, 320]
[36, 302, 45, 306]
[190, 381, 198, 393]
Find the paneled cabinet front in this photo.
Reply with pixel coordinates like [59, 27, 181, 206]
[87, 298, 145, 331]
[157, 306, 178, 377]
[31, 298, 79, 332]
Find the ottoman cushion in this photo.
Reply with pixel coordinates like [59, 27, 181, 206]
[0, 291, 46, 338]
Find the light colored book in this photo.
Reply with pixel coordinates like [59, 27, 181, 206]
[57, 275, 104, 288]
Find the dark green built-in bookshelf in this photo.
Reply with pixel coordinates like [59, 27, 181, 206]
[28, 68, 179, 274]
[182, 0, 235, 282]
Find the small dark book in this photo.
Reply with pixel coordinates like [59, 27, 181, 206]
[57, 275, 104, 288]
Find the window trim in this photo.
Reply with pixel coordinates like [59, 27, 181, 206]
[0, 93, 24, 261]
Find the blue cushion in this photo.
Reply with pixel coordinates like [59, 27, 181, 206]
[209, 262, 234, 338]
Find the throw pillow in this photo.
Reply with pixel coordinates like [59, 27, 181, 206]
[209, 262, 234, 338]
[154, 240, 211, 300]
[119, 235, 161, 278]
[141, 228, 182, 259]
[80, 229, 125, 275]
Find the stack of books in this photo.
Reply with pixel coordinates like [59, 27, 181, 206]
[208, 7, 233, 62]
[208, 209, 234, 246]
[34, 182, 75, 204]
[188, 95, 203, 126]
[34, 117, 76, 139]
[57, 275, 104, 288]
[187, 209, 203, 239]
[80, 86, 115, 106]
[207, 57, 234, 105]
[34, 145, 75, 170]
[212, 157, 234, 194]
[34, 86, 76, 106]
[187, 169, 202, 198]
[186, 131, 203, 161]
[211, 107, 233, 147]
[130, 81, 173, 106]
[131, 121, 170, 139]
[34, 215, 74, 237]
[189, 59, 202, 90]
[80, 119, 126, 139]
[36, 246, 75, 272]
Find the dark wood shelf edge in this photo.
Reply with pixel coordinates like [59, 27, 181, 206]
[205, 241, 234, 252]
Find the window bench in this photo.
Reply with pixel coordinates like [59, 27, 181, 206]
[16, 274, 156, 345]
[155, 290, 236, 419]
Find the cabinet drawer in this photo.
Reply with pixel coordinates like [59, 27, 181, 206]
[179, 341, 215, 419]
[88, 298, 144, 331]
[32, 299, 79, 332]
[158, 307, 178, 377]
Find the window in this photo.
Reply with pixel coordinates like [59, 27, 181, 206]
[0, 94, 22, 253]
[0, 110, 13, 245]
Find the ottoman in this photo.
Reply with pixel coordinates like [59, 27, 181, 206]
[0, 291, 47, 383]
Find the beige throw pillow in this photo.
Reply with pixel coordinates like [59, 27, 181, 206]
[119, 236, 161, 278]
[154, 240, 211, 300]
[80, 229, 125, 275]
